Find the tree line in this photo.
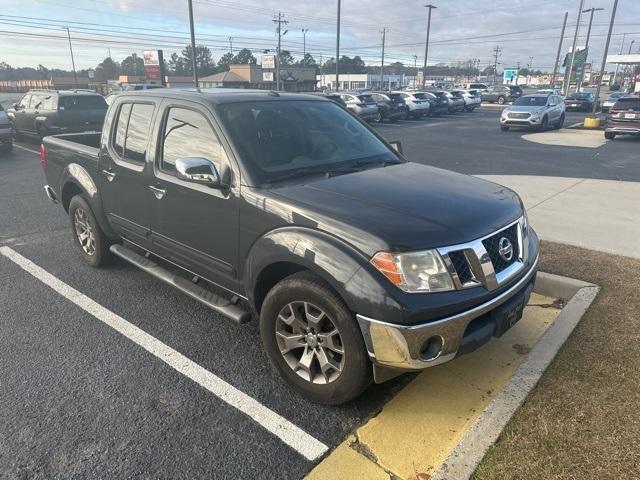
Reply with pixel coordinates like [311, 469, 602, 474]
[0, 44, 549, 82]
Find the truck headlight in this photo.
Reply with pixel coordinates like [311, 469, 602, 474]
[371, 250, 454, 293]
[501, 109, 509, 118]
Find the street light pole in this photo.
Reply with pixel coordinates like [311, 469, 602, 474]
[421, 4, 436, 90]
[336, 0, 341, 91]
[565, 0, 585, 96]
[578, 7, 604, 91]
[551, 12, 568, 88]
[64, 27, 77, 88]
[187, 0, 199, 88]
[301, 28, 309, 58]
[592, 0, 618, 115]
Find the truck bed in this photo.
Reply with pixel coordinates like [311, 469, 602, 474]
[42, 132, 102, 205]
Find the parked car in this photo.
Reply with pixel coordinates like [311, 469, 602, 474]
[481, 85, 512, 105]
[442, 91, 465, 113]
[41, 89, 538, 404]
[340, 92, 380, 122]
[451, 89, 481, 111]
[604, 96, 640, 140]
[508, 85, 524, 101]
[467, 83, 490, 92]
[500, 93, 565, 131]
[601, 92, 629, 113]
[564, 92, 597, 112]
[423, 91, 450, 115]
[392, 91, 430, 119]
[0, 103, 12, 153]
[123, 83, 166, 91]
[308, 92, 347, 107]
[370, 92, 406, 122]
[8, 90, 108, 139]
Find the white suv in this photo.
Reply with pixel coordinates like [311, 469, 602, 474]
[500, 93, 565, 131]
[392, 91, 431, 119]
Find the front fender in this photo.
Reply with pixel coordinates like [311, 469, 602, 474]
[244, 227, 401, 320]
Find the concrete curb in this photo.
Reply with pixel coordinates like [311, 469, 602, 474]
[430, 272, 599, 480]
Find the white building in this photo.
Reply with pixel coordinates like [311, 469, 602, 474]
[317, 73, 410, 91]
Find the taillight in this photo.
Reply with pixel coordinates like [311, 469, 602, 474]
[39, 143, 47, 172]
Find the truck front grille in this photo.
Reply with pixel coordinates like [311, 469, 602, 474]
[448, 250, 474, 285]
[482, 224, 519, 273]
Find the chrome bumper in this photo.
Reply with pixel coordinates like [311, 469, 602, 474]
[356, 253, 538, 371]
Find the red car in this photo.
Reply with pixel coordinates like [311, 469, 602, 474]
[605, 96, 640, 140]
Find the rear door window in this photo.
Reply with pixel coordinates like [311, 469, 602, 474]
[112, 102, 155, 163]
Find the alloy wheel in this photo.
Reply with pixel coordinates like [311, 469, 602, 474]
[275, 301, 345, 384]
[73, 207, 96, 256]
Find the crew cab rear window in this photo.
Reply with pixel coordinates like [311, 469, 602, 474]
[59, 96, 107, 111]
[160, 107, 226, 174]
[112, 102, 155, 163]
[613, 98, 640, 112]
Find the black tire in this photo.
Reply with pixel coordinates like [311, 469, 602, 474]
[538, 116, 548, 131]
[260, 271, 372, 405]
[604, 131, 616, 140]
[37, 125, 48, 140]
[68, 195, 112, 268]
[497, 96, 506, 105]
[556, 113, 565, 129]
[500, 125, 510, 131]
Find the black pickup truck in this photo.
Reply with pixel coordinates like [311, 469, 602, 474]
[41, 89, 539, 404]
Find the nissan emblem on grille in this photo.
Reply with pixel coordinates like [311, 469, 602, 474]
[498, 237, 513, 262]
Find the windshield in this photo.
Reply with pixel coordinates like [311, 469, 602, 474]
[608, 93, 627, 99]
[567, 93, 590, 100]
[513, 96, 547, 106]
[59, 96, 108, 110]
[219, 100, 399, 184]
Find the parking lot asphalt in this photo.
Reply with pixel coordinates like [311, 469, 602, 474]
[1, 106, 637, 479]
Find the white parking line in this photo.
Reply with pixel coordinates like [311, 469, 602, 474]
[0, 246, 328, 462]
[13, 144, 39, 155]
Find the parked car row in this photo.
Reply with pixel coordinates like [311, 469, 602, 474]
[317, 89, 483, 123]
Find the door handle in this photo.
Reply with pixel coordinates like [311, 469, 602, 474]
[148, 185, 166, 199]
[101, 169, 116, 182]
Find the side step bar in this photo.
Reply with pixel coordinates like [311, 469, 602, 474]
[110, 244, 251, 324]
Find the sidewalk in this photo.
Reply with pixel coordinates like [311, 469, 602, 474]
[478, 175, 640, 259]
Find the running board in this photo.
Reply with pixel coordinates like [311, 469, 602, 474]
[110, 244, 251, 324]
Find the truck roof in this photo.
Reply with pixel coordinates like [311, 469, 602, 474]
[119, 88, 326, 105]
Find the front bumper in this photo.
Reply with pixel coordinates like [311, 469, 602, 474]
[606, 125, 640, 135]
[357, 253, 538, 371]
[500, 115, 543, 128]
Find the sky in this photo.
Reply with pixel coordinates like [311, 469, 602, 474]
[1, 0, 639, 72]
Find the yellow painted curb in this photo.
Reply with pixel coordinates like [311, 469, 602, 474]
[583, 117, 600, 128]
[306, 294, 561, 480]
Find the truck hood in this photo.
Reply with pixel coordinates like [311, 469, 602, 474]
[268, 162, 523, 254]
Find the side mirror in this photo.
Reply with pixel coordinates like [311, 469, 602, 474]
[175, 157, 222, 188]
[389, 141, 403, 155]
[12, 103, 20, 110]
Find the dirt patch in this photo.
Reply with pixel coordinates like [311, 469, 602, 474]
[474, 241, 640, 479]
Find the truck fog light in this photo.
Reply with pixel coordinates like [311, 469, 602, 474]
[420, 335, 443, 361]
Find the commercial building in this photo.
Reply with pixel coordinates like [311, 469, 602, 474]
[200, 64, 316, 92]
[316, 73, 411, 91]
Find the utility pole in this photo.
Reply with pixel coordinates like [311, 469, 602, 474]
[516, 61, 520, 85]
[593, 0, 617, 115]
[301, 28, 309, 58]
[187, 0, 198, 88]
[379, 27, 387, 89]
[625, 40, 636, 89]
[336, 0, 341, 91]
[565, 0, 585, 96]
[229, 37, 234, 54]
[551, 11, 568, 88]
[273, 12, 289, 91]
[527, 55, 533, 85]
[612, 33, 626, 86]
[63, 27, 77, 88]
[421, 4, 436, 90]
[492, 46, 501, 84]
[578, 7, 604, 91]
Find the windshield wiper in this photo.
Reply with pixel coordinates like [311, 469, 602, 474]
[265, 158, 401, 184]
